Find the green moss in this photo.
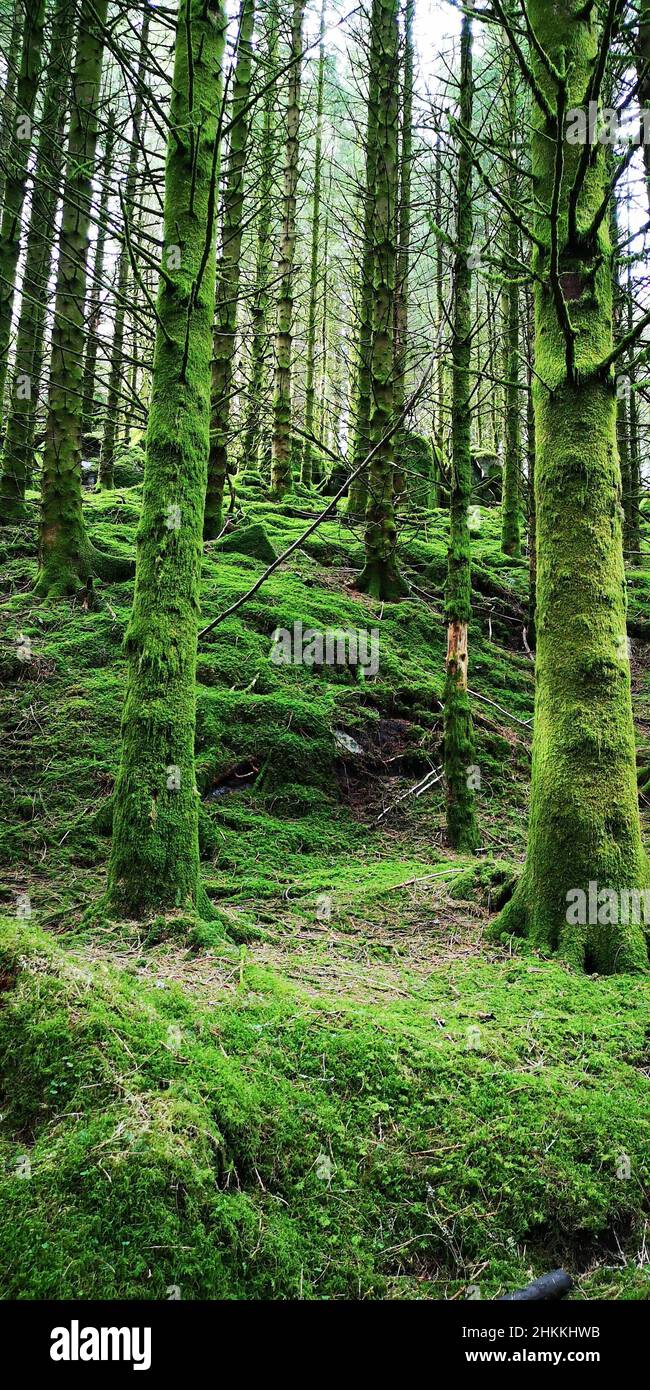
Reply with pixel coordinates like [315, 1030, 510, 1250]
[1, 918, 648, 1299]
[494, 0, 650, 974]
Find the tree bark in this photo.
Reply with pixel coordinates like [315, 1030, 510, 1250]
[107, 0, 226, 920]
[301, 0, 326, 490]
[0, 0, 46, 426]
[355, 0, 406, 600]
[36, 0, 110, 595]
[98, 7, 151, 490]
[240, 0, 280, 481]
[0, 0, 74, 518]
[204, 0, 256, 537]
[443, 5, 479, 853]
[270, 0, 304, 498]
[493, 0, 648, 973]
[81, 108, 117, 447]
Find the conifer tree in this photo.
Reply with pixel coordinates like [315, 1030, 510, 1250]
[0, 0, 46, 424]
[301, 0, 326, 489]
[355, 0, 405, 599]
[500, 39, 522, 557]
[270, 0, 305, 498]
[240, 0, 280, 477]
[35, 0, 111, 595]
[98, 7, 151, 490]
[107, 0, 226, 919]
[442, 3, 479, 853]
[0, 0, 74, 518]
[81, 108, 117, 446]
[204, 0, 256, 537]
[492, 0, 648, 972]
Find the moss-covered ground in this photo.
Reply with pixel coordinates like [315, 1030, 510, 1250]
[0, 482, 648, 1299]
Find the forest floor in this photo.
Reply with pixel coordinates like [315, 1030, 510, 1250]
[0, 472, 649, 1300]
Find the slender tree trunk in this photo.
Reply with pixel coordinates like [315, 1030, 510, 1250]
[347, 43, 380, 520]
[526, 285, 536, 647]
[392, 0, 414, 504]
[443, 6, 478, 853]
[301, 0, 326, 489]
[637, 2, 650, 214]
[0, 0, 74, 518]
[35, 0, 110, 595]
[355, 0, 405, 600]
[500, 45, 522, 555]
[204, 0, 256, 537]
[432, 123, 447, 507]
[0, 4, 23, 218]
[626, 275, 640, 563]
[493, 0, 648, 973]
[270, 0, 304, 499]
[98, 9, 151, 490]
[81, 107, 117, 447]
[0, 0, 46, 426]
[107, 0, 226, 920]
[240, 1, 280, 480]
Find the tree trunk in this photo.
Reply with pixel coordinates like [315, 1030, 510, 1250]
[500, 42, 522, 556]
[443, 6, 479, 853]
[392, 0, 414, 505]
[0, 0, 46, 426]
[0, 0, 74, 518]
[637, 2, 650, 214]
[98, 8, 151, 490]
[106, 0, 226, 920]
[526, 285, 537, 647]
[0, 4, 23, 218]
[81, 108, 117, 447]
[270, 0, 304, 499]
[355, 0, 405, 600]
[493, 0, 648, 973]
[204, 0, 256, 537]
[240, 1, 280, 481]
[301, 0, 326, 490]
[347, 37, 380, 520]
[35, 0, 109, 595]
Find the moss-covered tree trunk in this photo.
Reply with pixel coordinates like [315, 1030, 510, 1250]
[626, 274, 641, 562]
[442, 6, 479, 853]
[203, 0, 256, 537]
[106, 0, 226, 920]
[301, 0, 326, 490]
[392, 0, 414, 504]
[500, 44, 522, 556]
[34, 0, 111, 595]
[0, 0, 46, 427]
[493, 0, 648, 972]
[0, 4, 22, 219]
[98, 10, 151, 491]
[355, 0, 405, 600]
[526, 285, 537, 646]
[637, 3, 650, 216]
[0, 0, 74, 519]
[347, 58, 380, 521]
[81, 108, 117, 447]
[270, 0, 304, 499]
[432, 123, 448, 507]
[240, 1, 279, 480]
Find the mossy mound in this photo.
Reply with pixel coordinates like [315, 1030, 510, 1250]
[216, 522, 277, 564]
[0, 918, 648, 1299]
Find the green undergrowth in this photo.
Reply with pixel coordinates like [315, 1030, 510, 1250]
[0, 918, 648, 1300]
[0, 487, 649, 1299]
